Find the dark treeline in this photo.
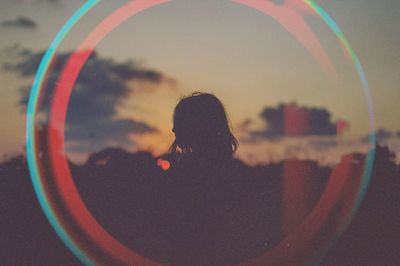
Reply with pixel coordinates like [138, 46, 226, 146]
[0, 145, 399, 265]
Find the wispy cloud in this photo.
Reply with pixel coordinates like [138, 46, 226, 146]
[1, 17, 36, 29]
[361, 128, 400, 143]
[236, 135, 371, 167]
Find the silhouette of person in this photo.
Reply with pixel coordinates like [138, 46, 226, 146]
[170, 92, 238, 162]
[161, 92, 278, 265]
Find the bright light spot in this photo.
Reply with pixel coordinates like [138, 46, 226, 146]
[157, 159, 170, 171]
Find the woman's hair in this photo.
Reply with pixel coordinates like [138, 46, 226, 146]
[169, 92, 238, 160]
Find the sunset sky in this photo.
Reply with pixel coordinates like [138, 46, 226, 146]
[0, 0, 399, 165]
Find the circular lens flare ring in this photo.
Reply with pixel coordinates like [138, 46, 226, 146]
[26, 0, 376, 265]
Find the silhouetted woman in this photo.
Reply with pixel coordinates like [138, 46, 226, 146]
[170, 92, 238, 162]
[163, 93, 275, 266]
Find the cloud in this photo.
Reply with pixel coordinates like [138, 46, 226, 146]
[5, 49, 174, 154]
[236, 135, 371, 167]
[1, 17, 36, 29]
[307, 138, 339, 151]
[243, 102, 347, 141]
[2, 44, 33, 57]
[361, 128, 396, 143]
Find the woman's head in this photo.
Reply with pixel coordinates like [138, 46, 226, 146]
[170, 92, 238, 159]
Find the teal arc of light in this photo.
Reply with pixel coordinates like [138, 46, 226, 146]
[25, 1, 100, 265]
[304, 0, 376, 262]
